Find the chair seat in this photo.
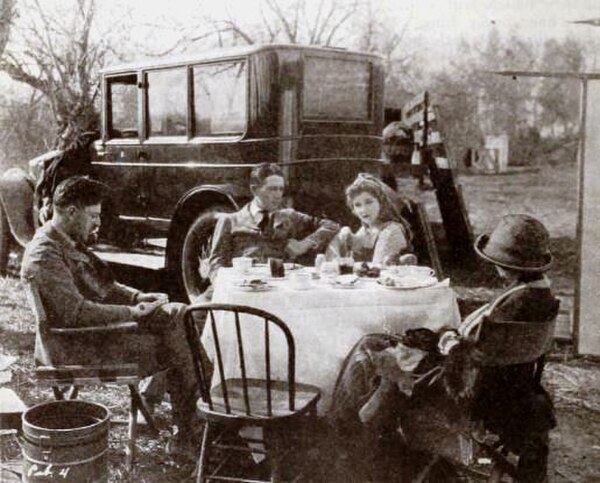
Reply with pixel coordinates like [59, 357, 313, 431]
[35, 363, 139, 385]
[199, 378, 321, 420]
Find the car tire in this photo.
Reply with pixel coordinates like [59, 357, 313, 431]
[180, 205, 233, 301]
[0, 202, 12, 276]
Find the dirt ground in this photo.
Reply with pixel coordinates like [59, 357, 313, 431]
[1, 161, 599, 481]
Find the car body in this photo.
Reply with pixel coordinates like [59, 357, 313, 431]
[0, 44, 387, 300]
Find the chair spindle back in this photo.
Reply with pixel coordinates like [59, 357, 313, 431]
[184, 303, 296, 417]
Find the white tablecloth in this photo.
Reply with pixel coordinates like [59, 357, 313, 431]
[203, 268, 461, 411]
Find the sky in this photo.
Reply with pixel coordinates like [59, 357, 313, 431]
[4, 0, 600, 96]
[93, 0, 600, 67]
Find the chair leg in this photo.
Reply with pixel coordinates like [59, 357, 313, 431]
[130, 386, 159, 436]
[196, 423, 211, 483]
[51, 386, 64, 400]
[264, 427, 283, 483]
[67, 385, 79, 400]
[126, 386, 138, 472]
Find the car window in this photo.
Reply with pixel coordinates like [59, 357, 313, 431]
[108, 75, 138, 138]
[146, 68, 188, 137]
[193, 61, 247, 136]
[303, 57, 371, 121]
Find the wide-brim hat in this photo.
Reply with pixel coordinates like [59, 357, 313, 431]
[474, 214, 553, 272]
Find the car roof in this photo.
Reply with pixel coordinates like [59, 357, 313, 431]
[100, 43, 382, 74]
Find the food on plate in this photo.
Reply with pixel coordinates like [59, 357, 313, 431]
[355, 262, 381, 278]
[239, 278, 268, 288]
[378, 275, 397, 287]
[377, 274, 438, 289]
[334, 274, 359, 287]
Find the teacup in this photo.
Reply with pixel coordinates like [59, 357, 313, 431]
[232, 256, 253, 273]
[320, 261, 340, 280]
[405, 265, 435, 278]
[289, 272, 312, 290]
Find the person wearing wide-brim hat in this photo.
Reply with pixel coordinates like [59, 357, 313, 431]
[330, 215, 559, 481]
[441, 214, 559, 482]
[474, 213, 553, 275]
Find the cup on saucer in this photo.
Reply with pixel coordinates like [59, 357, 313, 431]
[232, 256, 253, 274]
[289, 272, 312, 290]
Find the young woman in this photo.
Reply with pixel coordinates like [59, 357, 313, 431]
[326, 173, 415, 266]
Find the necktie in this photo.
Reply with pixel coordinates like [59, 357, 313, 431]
[258, 210, 270, 234]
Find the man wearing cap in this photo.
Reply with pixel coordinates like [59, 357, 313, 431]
[21, 176, 200, 461]
[207, 162, 339, 283]
[330, 214, 558, 481]
[447, 214, 558, 482]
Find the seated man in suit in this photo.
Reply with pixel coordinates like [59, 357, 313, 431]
[208, 162, 340, 283]
[21, 176, 199, 461]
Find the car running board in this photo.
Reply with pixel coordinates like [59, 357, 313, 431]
[92, 242, 165, 271]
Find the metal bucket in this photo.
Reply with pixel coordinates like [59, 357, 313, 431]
[21, 400, 110, 483]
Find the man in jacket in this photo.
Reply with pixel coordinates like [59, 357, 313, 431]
[208, 162, 339, 283]
[21, 176, 199, 460]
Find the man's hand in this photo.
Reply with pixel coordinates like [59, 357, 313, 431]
[129, 301, 163, 321]
[136, 292, 169, 304]
[285, 238, 313, 259]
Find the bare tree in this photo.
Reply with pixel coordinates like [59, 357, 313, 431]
[0, 0, 15, 59]
[195, 0, 363, 47]
[0, 0, 108, 148]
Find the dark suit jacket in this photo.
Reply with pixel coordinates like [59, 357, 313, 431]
[21, 222, 146, 366]
[208, 203, 339, 281]
[470, 281, 559, 452]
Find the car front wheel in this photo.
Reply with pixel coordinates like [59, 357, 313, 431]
[180, 205, 233, 301]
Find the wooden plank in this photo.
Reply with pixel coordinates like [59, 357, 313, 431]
[576, 78, 600, 355]
[414, 130, 442, 146]
[403, 91, 426, 118]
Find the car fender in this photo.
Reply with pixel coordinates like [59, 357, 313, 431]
[0, 167, 35, 247]
[165, 184, 241, 271]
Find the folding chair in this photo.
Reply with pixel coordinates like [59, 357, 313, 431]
[25, 282, 158, 471]
[184, 303, 321, 483]
[404, 315, 557, 482]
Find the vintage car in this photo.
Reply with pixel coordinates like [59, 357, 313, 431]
[0, 44, 386, 300]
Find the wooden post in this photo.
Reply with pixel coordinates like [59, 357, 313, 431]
[575, 77, 600, 356]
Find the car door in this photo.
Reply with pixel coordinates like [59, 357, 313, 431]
[93, 72, 151, 224]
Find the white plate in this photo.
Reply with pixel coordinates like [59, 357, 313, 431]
[331, 275, 361, 289]
[376, 278, 438, 290]
[333, 283, 360, 289]
[234, 284, 274, 292]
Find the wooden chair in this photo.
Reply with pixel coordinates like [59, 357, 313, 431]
[184, 303, 321, 483]
[400, 198, 444, 279]
[405, 316, 557, 482]
[25, 282, 158, 471]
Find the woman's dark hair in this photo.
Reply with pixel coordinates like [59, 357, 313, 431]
[53, 176, 109, 209]
[249, 163, 284, 188]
